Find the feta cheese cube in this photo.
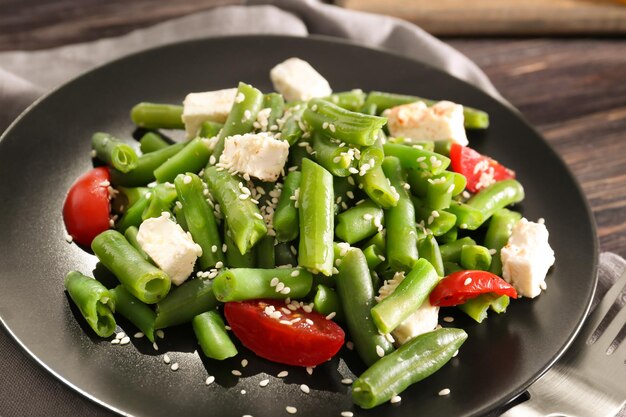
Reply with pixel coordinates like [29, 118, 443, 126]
[501, 218, 555, 298]
[136, 212, 202, 286]
[385, 100, 468, 146]
[270, 58, 332, 102]
[182, 88, 237, 139]
[218, 132, 289, 182]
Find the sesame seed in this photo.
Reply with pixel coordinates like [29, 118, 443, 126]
[464, 277, 472, 285]
[275, 282, 285, 292]
[155, 329, 164, 339]
[134, 332, 144, 338]
[110, 339, 120, 345]
[211, 245, 218, 253]
[116, 332, 126, 340]
[346, 341, 354, 350]
[453, 350, 459, 357]
[205, 375, 215, 385]
[64, 234, 73, 243]
[163, 354, 171, 364]
[118, 336, 130, 345]
[279, 320, 293, 326]
[341, 412, 354, 417]
[306, 366, 314, 375]
[281, 287, 291, 295]
[325, 312, 337, 320]
[489, 248, 497, 255]
[286, 406, 297, 414]
[171, 363, 179, 371]
[277, 371, 288, 378]
[443, 316, 454, 323]
[259, 379, 270, 387]
[305, 318, 314, 325]
[300, 384, 310, 394]
[348, 167, 359, 174]
[438, 388, 451, 396]
[232, 370, 242, 376]
[241, 390, 246, 395]
[341, 378, 353, 385]
[153, 342, 159, 351]
[183, 175, 192, 184]
[290, 269, 300, 277]
[215, 261, 224, 269]
[376, 345, 385, 357]
[254, 213, 263, 220]
[241, 359, 248, 368]
[346, 191, 355, 199]
[390, 395, 401, 404]
[222, 243, 228, 252]
[209, 155, 216, 165]
[322, 122, 329, 129]
[235, 92, 245, 103]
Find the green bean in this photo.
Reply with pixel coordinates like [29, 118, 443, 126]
[371, 259, 439, 334]
[141, 183, 177, 221]
[362, 90, 489, 129]
[273, 171, 301, 243]
[418, 234, 445, 276]
[445, 200, 485, 230]
[91, 132, 138, 173]
[460, 244, 492, 271]
[174, 173, 224, 269]
[110, 141, 187, 187]
[484, 208, 522, 275]
[141, 132, 170, 154]
[388, 137, 435, 151]
[359, 130, 385, 171]
[433, 139, 453, 156]
[381, 157, 419, 271]
[212, 82, 265, 158]
[406, 168, 431, 197]
[173, 203, 188, 231]
[335, 200, 384, 244]
[110, 285, 156, 342]
[356, 165, 399, 209]
[437, 227, 458, 245]
[224, 223, 256, 268]
[124, 226, 152, 262]
[130, 102, 185, 130]
[333, 175, 358, 213]
[363, 230, 386, 252]
[115, 186, 149, 209]
[311, 132, 355, 177]
[154, 277, 219, 329]
[352, 328, 468, 409]
[359, 102, 377, 116]
[212, 268, 312, 302]
[303, 98, 387, 147]
[458, 293, 508, 323]
[439, 236, 476, 263]
[335, 248, 394, 366]
[425, 173, 455, 210]
[274, 242, 298, 267]
[490, 294, 510, 313]
[326, 89, 366, 111]
[256, 236, 276, 269]
[382, 143, 450, 174]
[443, 261, 463, 275]
[412, 196, 457, 237]
[91, 230, 171, 304]
[192, 311, 237, 360]
[362, 244, 385, 270]
[115, 192, 151, 233]
[262, 92, 285, 129]
[154, 137, 212, 183]
[466, 179, 525, 222]
[298, 158, 334, 276]
[204, 166, 267, 255]
[199, 120, 223, 138]
[64, 271, 116, 337]
[281, 104, 306, 146]
[313, 284, 344, 322]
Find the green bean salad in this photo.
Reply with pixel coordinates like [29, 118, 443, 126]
[62, 57, 555, 411]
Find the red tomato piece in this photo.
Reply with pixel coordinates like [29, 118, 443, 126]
[429, 270, 518, 307]
[449, 143, 515, 193]
[63, 167, 111, 246]
[224, 299, 345, 367]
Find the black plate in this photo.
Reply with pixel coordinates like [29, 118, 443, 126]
[0, 35, 597, 417]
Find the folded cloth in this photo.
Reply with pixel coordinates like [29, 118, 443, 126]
[0, 1, 623, 416]
[0, 0, 503, 134]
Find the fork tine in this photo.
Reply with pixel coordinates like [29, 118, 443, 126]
[587, 271, 626, 345]
[596, 299, 626, 354]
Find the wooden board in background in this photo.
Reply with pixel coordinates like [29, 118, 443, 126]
[338, 0, 626, 35]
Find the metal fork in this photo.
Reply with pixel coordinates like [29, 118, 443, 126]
[501, 270, 626, 417]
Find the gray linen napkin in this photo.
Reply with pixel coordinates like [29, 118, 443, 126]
[0, 1, 623, 416]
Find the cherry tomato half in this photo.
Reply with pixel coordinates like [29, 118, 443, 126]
[449, 143, 515, 193]
[63, 167, 111, 246]
[429, 270, 518, 307]
[224, 299, 345, 367]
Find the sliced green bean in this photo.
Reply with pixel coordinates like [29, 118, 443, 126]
[381, 157, 419, 271]
[281, 104, 306, 146]
[313, 284, 344, 322]
[139, 132, 170, 153]
[91, 230, 171, 304]
[333, 175, 358, 213]
[303, 98, 387, 147]
[255, 235, 276, 269]
[418, 234, 445, 277]
[371, 259, 439, 334]
[298, 158, 334, 276]
[439, 236, 477, 263]
[154, 137, 212, 183]
[110, 141, 187, 187]
[212, 268, 312, 302]
[484, 208, 522, 275]
[352, 328, 468, 409]
[335, 248, 394, 366]
[64, 271, 116, 337]
[359, 130, 385, 171]
[192, 311, 237, 360]
[425, 173, 455, 210]
[115, 191, 151, 233]
[124, 226, 152, 262]
[204, 166, 267, 255]
[443, 261, 463, 275]
[437, 227, 458, 245]
[141, 183, 177, 221]
[224, 223, 256, 268]
[446, 200, 485, 230]
[174, 173, 224, 269]
[154, 277, 219, 329]
[326, 89, 366, 111]
[262, 92, 285, 130]
[460, 244, 492, 271]
[130, 102, 185, 130]
[199, 120, 223, 138]
[466, 179, 525, 223]
[311, 132, 355, 177]
[382, 143, 450, 175]
[274, 242, 298, 267]
[412, 196, 457, 237]
[458, 293, 507, 323]
[273, 171, 301, 243]
[335, 200, 384, 244]
[362, 244, 385, 270]
[357, 165, 399, 209]
[92, 132, 138, 173]
[110, 285, 156, 342]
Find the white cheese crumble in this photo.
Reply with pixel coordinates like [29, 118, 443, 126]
[501, 218, 555, 298]
[136, 212, 202, 286]
[218, 132, 289, 182]
[386, 100, 468, 146]
[376, 272, 439, 345]
[269, 57, 332, 102]
[182, 88, 237, 139]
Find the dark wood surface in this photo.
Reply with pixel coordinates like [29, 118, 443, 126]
[1, 1, 624, 258]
